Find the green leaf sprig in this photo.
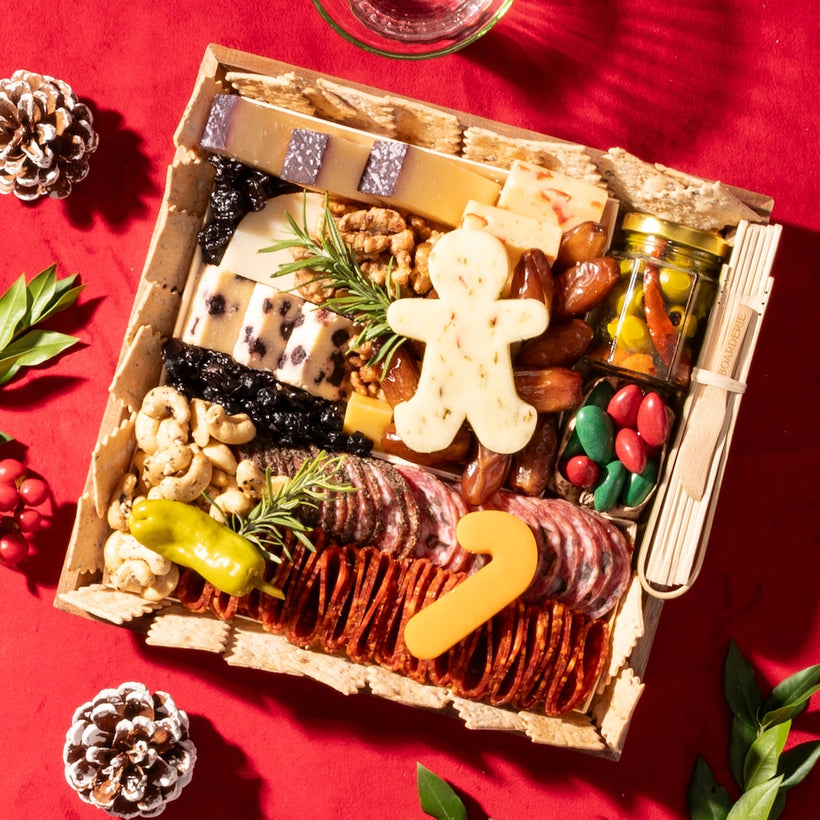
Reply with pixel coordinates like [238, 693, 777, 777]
[417, 763, 468, 820]
[260, 195, 406, 373]
[0, 264, 84, 441]
[225, 450, 355, 563]
[688, 640, 820, 820]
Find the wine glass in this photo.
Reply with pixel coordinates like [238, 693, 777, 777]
[312, 0, 514, 59]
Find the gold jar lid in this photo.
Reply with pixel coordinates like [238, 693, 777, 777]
[621, 212, 730, 260]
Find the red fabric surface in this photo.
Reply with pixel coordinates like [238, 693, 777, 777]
[1, 1, 818, 818]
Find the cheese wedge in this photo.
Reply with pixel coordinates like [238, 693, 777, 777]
[201, 94, 501, 227]
[460, 199, 563, 268]
[217, 192, 326, 290]
[498, 160, 608, 231]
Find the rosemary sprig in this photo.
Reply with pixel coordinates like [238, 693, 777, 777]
[226, 450, 356, 563]
[259, 195, 406, 372]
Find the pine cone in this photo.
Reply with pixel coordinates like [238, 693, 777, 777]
[63, 682, 196, 818]
[0, 69, 99, 201]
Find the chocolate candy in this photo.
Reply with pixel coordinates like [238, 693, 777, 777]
[606, 383, 643, 429]
[574, 405, 614, 463]
[594, 460, 627, 512]
[615, 427, 647, 475]
[636, 391, 669, 447]
[559, 379, 670, 512]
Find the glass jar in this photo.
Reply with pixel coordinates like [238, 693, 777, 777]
[585, 213, 729, 388]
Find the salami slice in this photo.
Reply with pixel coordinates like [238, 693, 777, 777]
[395, 464, 472, 572]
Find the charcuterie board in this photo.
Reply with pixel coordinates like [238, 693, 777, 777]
[54, 44, 779, 758]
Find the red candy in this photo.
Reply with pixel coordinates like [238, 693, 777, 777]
[565, 455, 600, 488]
[636, 392, 669, 447]
[606, 383, 643, 429]
[615, 428, 648, 475]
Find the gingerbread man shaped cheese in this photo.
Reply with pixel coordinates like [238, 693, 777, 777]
[386, 228, 549, 454]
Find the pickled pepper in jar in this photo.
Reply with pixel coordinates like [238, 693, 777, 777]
[584, 213, 729, 387]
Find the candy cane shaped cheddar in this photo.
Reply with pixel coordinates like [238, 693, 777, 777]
[403, 510, 538, 660]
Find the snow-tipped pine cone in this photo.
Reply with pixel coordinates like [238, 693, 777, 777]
[0, 70, 99, 201]
[63, 682, 196, 818]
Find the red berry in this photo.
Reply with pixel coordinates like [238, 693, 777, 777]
[16, 508, 41, 533]
[0, 458, 26, 485]
[18, 477, 49, 507]
[0, 483, 19, 512]
[0, 532, 28, 566]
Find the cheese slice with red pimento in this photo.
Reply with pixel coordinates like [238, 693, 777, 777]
[498, 160, 608, 232]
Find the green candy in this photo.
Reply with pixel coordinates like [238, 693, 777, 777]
[622, 459, 659, 507]
[584, 380, 616, 409]
[594, 460, 627, 512]
[575, 404, 614, 463]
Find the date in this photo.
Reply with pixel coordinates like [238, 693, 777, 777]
[514, 367, 583, 414]
[510, 248, 554, 308]
[552, 256, 619, 319]
[380, 342, 421, 407]
[461, 441, 511, 506]
[507, 413, 558, 496]
[516, 318, 594, 368]
[380, 423, 472, 466]
[555, 221, 609, 270]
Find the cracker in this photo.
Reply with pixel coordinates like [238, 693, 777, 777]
[597, 147, 764, 231]
[163, 147, 215, 216]
[91, 413, 136, 518]
[126, 279, 182, 347]
[451, 695, 526, 733]
[462, 126, 600, 181]
[57, 584, 171, 625]
[366, 665, 451, 710]
[310, 78, 397, 137]
[226, 70, 316, 116]
[226, 622, 369, 695]
[591, 666, 645, 754]
[146, 611, 231, 653]
[108, 325, 164, 413]
[141, 208, 203, 291]
[603, 576, 645, 686]
[66, 492, 108, 574]
[520, 708, 607, 750]
[385, 96, 462, 154]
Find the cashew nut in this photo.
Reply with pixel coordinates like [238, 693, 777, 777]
[146, 450, 213, 503]
[141, 385, 191, 424]
[202, 440, 238, 474]
[156, 417, 189, 450]
[209, 487, 255, 523]
[205, 404, 256, 445]
[142, 564, 180, 602]
[103, 531, 178, 601]
[236, 459, 266, 500]
[190, 398, 211, 448]
[135, 386, 191, 454]
[111, 559, 157, 594]
[104, 530, 172, 576]
[107, 472, 140, 531]
[142, 444, 195, 487]
[135, 413, 161, 455]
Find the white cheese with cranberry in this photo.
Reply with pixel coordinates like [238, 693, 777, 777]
[274, 305, 354, 401]
[181, 266, 256, 352]
[232, 286, 303, 371]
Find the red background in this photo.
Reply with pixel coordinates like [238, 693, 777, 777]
[1, 1, 818, 818]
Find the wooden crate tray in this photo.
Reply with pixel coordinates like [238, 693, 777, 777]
[54, 44, 780, 758]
